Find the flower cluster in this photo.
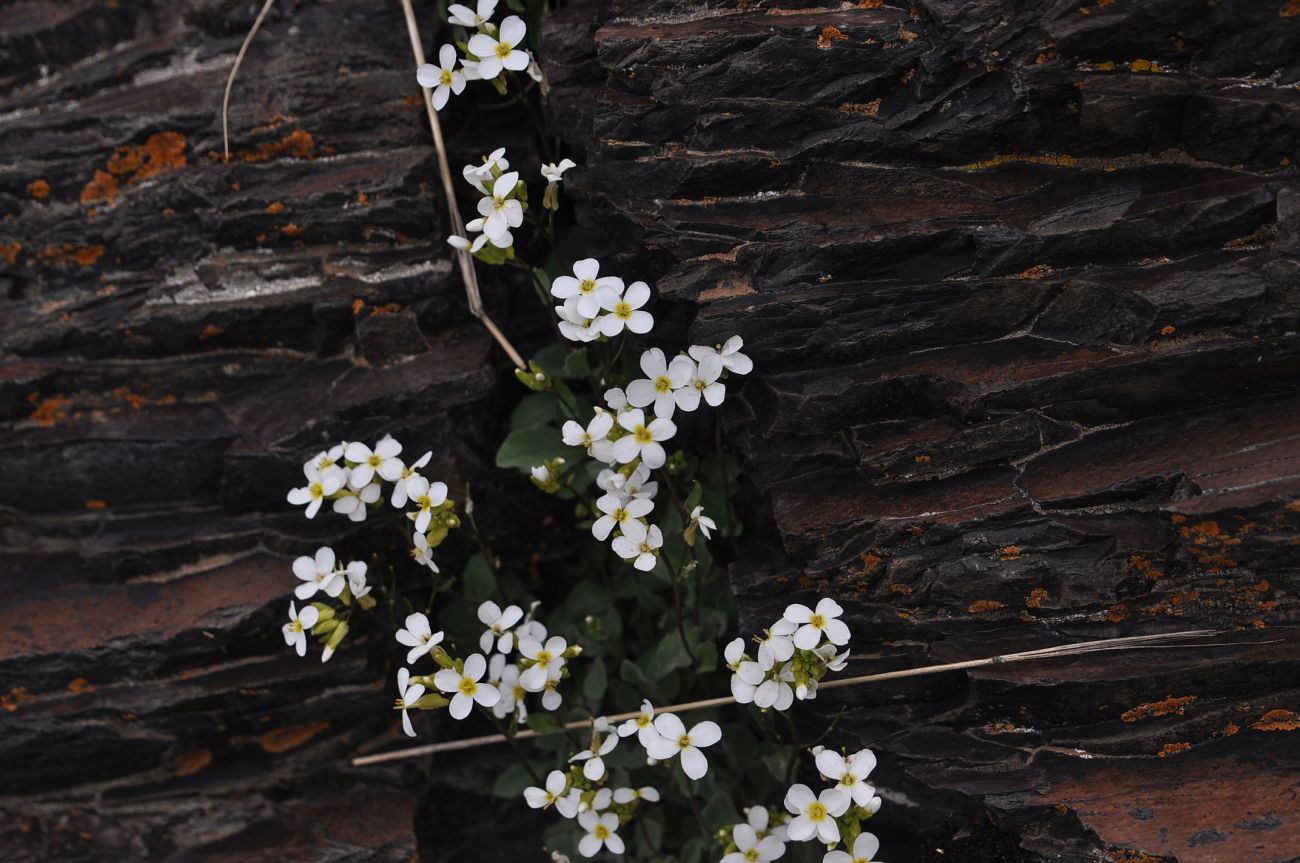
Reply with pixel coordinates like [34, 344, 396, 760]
[393, 601, 577, 736]
[537, 335, 751, 570]
[719, 807, 791, 863]
[415, 1, 536, 111]
[778, 747, 882, 861]
[525, 703, 723, 857]
[727, 598, 850, 710]
[552, 258, 653, 342]
[282, 436, 456, 662]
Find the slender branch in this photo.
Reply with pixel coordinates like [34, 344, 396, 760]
[222, 0, 278, 163]
[397, 0, 527, 370]
[350, 628, 1233, 765]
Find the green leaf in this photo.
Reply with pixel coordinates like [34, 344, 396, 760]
[694, 639, 718, 673]
[703, 789, 737, 831]
[583, 657, 608, 703]
[563, 348, 590, 379]
[680, 837, 709, 863]
[496, 425, 579, 470]
[510, 391, 559, 430]
[526, 713, 565, 736]
[619, 658, 664, 703]
[492, 762, 533, 798]
[462, 553, 495, 603]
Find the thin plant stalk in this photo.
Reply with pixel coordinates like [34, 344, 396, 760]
[222, 0, 277, 163]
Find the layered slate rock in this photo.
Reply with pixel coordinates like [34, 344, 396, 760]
[545, 1, 1300, 861]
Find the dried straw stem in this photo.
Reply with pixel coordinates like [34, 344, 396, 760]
[397, 0, 527, 369]
[222, 0, 277, 163]
[351, 628, 1224, 766]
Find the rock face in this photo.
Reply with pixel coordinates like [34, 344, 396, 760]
[1, 1, 1298, 862]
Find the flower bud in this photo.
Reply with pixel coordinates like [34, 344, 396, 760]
[321, 620, 348, 662]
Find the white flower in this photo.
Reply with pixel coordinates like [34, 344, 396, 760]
[395, 667, 425, 737]
[345, 560, 371, 598]
[292, 547, 343, 600]
[467, 15, 530, 80]
[816, 749, 877, 807]
[556, 297, 599, 343]
[434, 653, 500, 719]
[448, 0, 496, 29]
[731, 660, 765, 705]
[410, 531, 441, 573]
[524, 769, 571, 811]
[282, 601, 319, 657]
[464, 215, 513, 249]
[823, 832, 883, 863]
[541, 158, 576, 184]
[493, 663, 527, 720]
[551, 258, 624, 319]
[287, 463, 344, 518]
[518, 634, 568, 691]
[612, 524, 663, 571]
[308, 444, 345, 474]
[612, 409, 676, 469]
[541, 675, 563, 711]
[463, 147, 509, 194]
[405, 476, 449, 533]
[562, 411, 615, 462]
[721, 822, 785, 863]
[391, 451, 431, 507]
[783, 784, 847, 844]
[416, 44, 467, 111]
[531, 464, 553, 484]
[591, 493, 652, 543]
[783, 598, 850, 649]
[744, 806, 784, 841]
[626, 348, 693, 419]
[675, 354, 725, 412]
[395, 612, 445, 664]
[617, 700, 659, 745]
[754, 663, 795, 710]
[604, 387, 629, 412]
[344, 437, 404, 489]
[577, 811, 623, 857]
[612, 786, 661, 804]
[596, 280, 654, 337]
[689, 335, 753, 375]
[333, 481, 381, 521]
[477, 171, 523, 241]
[477, 600, 525, 653]
[448, 233, 487, 254]
[643, 713, 721, 780]
[757, 619, 797, 670]
[569, 731, 618, 780]
[817, 643, 850, 671]
[597, 463, 657, 500]
[689, 505, 717, 540]
[725, 637, 748, 672]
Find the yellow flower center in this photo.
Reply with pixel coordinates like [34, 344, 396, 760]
[367, 454, 382, 468]
[289, 621, 304, 633]
[636, 715, 651, 727]
[579, 278, 597, 294]
[309, 482, 324, 499]
[417, 495, 431, 511]
[808, 801, 828, 822]
[535, 650, 553, 667]
[593, 824, 610, 840]
[744, 850, 761, 863]
[514, 685, 526, 700]
[634, 425, 653, 444]
[440, 69, 453, 87]
[458, 677, 477, 697]
[613, 507, 628, 523]
[614, 301, 632, 319]
[654, 375, 673, 393]
[810, 613, 826, 628]
[694, 379, 706, 390]
[677, 734, 692, 748]
[843, 774, 856, 785]
[495, 42, 512, 60]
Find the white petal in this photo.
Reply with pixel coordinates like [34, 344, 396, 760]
[680, 746, 708, 779]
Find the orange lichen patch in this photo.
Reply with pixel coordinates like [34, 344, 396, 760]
[27, 179, 50, 200]
[959, 153, 1079, 171]
[839, 99, 881, 118]
[369, 302, 402, 317]
[199, 324, 223, 340]
[279, 223, 304, 237]
[162, 207, 175, 217]
[81, 170, 120, 204]
[983, 720, 1018, 734]
[1026, 587, 1049, 608]
[967, 599, 1004, 613]
[356, 192, 370, 205]
[261, 721, 331, 753]
[1251, 709, 1299, 731]
[31, 395, 71, 427]
[861, 552, 884, 570]
[35, 243, 105, 267]
[889, 582, 913, 595]
[912, 454, 931, 464]
[1127, 554, 1164, 581]
[1157, 325, 1175, 335]
[84, 499, 108, 510]
[1129, 59, 1162, 72]
[858, 0, 883, 7]
[1284, 0, 1300, 16]
[1, 687, 36, 712]
[251, 113, 289, 133]
[1018, 264, 1053, 279]
[175, 748, 213, 777]
[352, 299, 366, 316]
[223, 129, 316, 163]
[0, 241, 20, 265]
[1158, 742, 1190, 757]
[817, 26, 849, 49]
[67, 677, 94, 694]
[897, 27, 919, 42]
[998, 545, 1023, 560]
[1107, 603, 1128, 623]
[266, 201, 286, 215]
[1121, 695, 1197, 723]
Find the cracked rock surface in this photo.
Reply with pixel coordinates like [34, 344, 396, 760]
[3, 1, 1300, 862]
